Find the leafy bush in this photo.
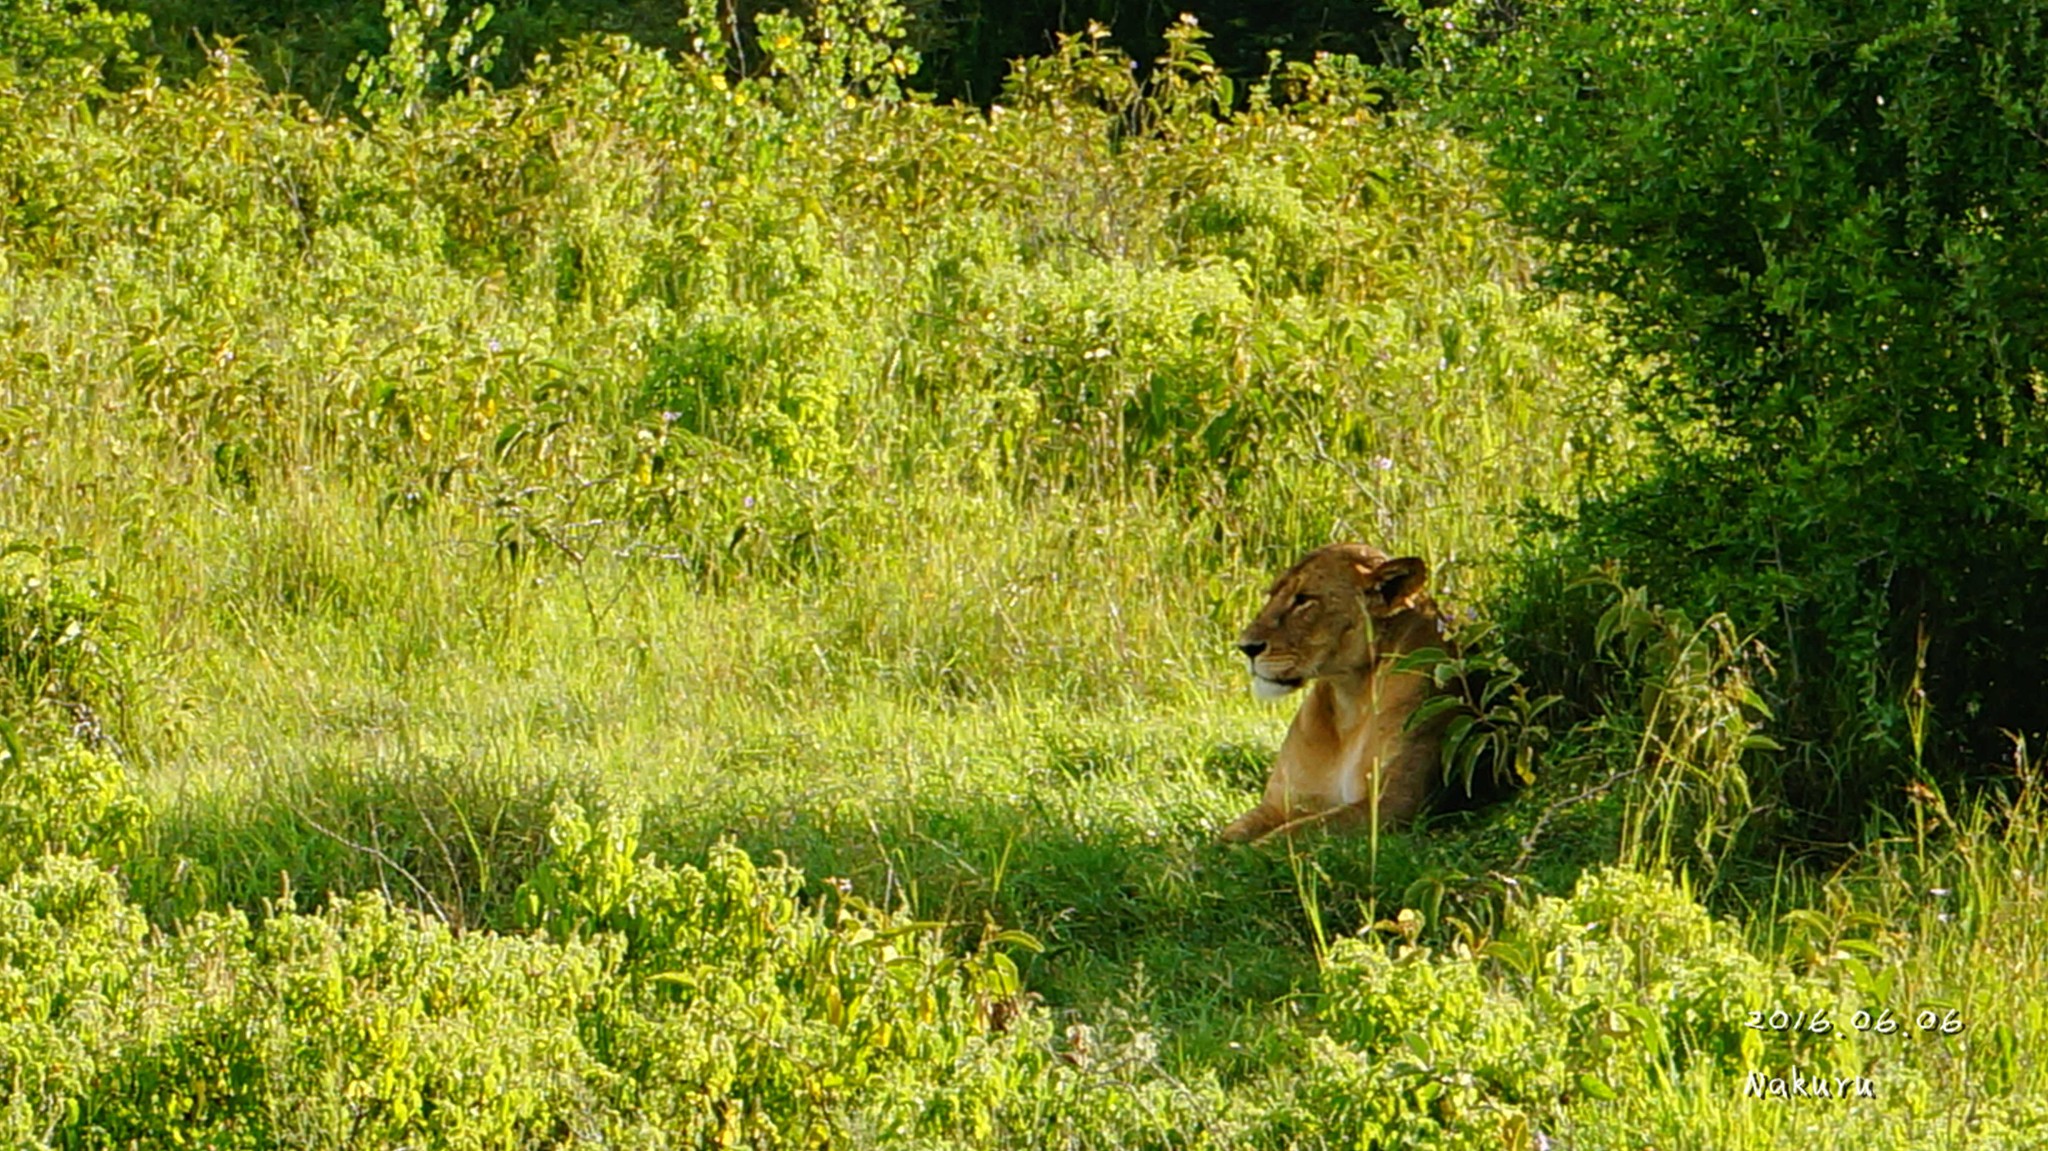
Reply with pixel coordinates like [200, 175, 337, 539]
[1309, 931, 1547, 1143]
[0, 809, 1107, 1148]
[1504, 868, 1801, 1075]
[0, 0, 140, 82]
[1307, 867, 1851, 1147]
[0, 733, 148, 876]
[1407, 0, 2048, 833]
[0, 545, 134, 744]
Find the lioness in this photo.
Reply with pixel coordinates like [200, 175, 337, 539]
[1221, 543, 1456, 843]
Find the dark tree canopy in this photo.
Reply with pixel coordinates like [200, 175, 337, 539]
[116, 0, 1411, 106]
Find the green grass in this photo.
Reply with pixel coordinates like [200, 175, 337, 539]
[1, 0, 2045, 1145]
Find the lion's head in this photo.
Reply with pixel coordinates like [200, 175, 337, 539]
[1236, 543, 1435, 700]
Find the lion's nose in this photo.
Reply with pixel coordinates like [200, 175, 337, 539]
[1237, 641, 1267, 659]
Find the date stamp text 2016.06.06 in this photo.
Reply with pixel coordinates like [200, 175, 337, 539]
[1739, 1007, 1966, 1102]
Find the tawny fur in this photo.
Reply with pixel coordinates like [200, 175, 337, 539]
[1221, 543, 1456, 844]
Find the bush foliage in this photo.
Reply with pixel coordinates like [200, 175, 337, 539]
[0, 768, 1959, 1148]
[1409, 0, 2048, 833]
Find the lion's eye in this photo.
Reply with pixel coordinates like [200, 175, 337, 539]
[1291, 592, 1313, 608]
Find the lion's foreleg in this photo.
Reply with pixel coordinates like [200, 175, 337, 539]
[1219, 804, 1288, 843]
[1322, 743, 1436, 834]
[1245, 806, 1349, 844]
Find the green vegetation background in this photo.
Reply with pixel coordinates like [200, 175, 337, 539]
[1, 0, 2044, 1145]
[114, 0, 1414, 105]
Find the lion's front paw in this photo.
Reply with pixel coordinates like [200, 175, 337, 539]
[1219, 807, 1279, 844]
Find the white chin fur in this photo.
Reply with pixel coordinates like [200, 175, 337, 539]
[1252, 676, 1301, 701]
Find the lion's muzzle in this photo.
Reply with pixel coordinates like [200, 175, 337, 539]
[1249, 667, 1304, 699]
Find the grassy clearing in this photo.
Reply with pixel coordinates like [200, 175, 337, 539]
[1, 0, 2044, 1145]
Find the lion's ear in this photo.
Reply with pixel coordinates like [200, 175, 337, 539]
[1365, 556, 1429, 616]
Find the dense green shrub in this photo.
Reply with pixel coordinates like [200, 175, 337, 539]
[0, 734, 147, 877]
[0, 0, 140, 82]
[1410, 0, 2048, 832]
[1305, 867, 1859, 1147]
[0, 547, 135, 742]
[0, 809, 1106, 1148]
[0, 762, 1924, 1147]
